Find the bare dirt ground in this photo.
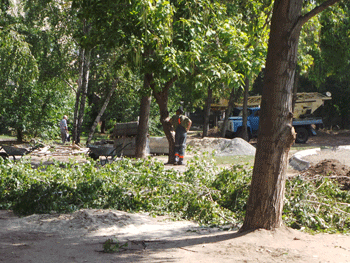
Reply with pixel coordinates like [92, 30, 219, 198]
[299, 130, 350, 147]
[1, 130, 350, 263]
[292, 130, 350, 190]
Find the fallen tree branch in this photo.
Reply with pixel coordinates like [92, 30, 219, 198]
[302, 200, 350, 215]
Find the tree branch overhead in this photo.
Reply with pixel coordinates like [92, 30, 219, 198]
[298, 0, 341, 28]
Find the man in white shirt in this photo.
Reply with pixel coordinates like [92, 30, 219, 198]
[60, 115, 68, 143]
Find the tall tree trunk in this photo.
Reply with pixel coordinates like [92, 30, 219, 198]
[221, 86, 236, 138]
[86, 83, 117, 146]
[241, 0, 301, 231]
[292, 66, 300, 113]
[73, 20, 92, 144]
[135, 74, 153, 158]
[73, 48, 85, 143]
[241, 0, 340, 232]
[76, 48, 91, 144]
[100, 120, 106, 133]
[16, 128, 23, 142]
[135, 94, 152, 158]
[240, 78, 250, 141]
[202, 86, 212, 137]
[152, 76, 178, 164]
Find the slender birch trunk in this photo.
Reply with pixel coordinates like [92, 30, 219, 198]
[86, 83, 117, 146]
[135, 94, 152, 158]
[76, 48, 91, 144]
[202, 86, 212, 138]
[240, 77, 250, 141]
[72, 48, 85, 143]
[221, 86, 236, 138]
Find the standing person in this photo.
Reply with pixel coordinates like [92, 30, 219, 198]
[169, 107, 192, 165]
[60, 115, 68, 143]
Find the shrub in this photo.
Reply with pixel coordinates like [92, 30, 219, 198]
[0, 156, 349, 233]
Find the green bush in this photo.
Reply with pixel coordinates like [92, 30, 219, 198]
[284, 175, 350, 233]
[211, 165, 252, 219]
[0, 156, 349, 233]
[0, 157, 237, 225]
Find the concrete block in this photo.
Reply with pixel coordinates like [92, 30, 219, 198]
[289, 156, 310, 171]
[114, 137, 150, 157]
[113, 121, 139, 137]
[149, 137, 169, 155]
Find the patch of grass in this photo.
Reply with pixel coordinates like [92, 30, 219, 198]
[214, 155, 255, 167]
[103, 239, 128, 253]
[291, 145, 319, 151]
[78, 133, 111, 145]
[0, 134, 16, 141]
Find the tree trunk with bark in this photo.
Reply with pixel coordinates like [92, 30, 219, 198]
[152, 76, 178, 164]
[135, 95, 152, 158]
[72, 20, 92, 144]
[202, 86, 212, 137]
[241, 0, 340, 231]
[239, 78, 250, 141]
[100, 120, 106, 133]
[72, 48, 84, 143]
[86, 83, 117, 146]
[16, 128, 23, 142]
[221, 86, 237, 138]
[135, 75, 152, 158]
[76, 48, 91, 144]
[292, 66, 300, 112]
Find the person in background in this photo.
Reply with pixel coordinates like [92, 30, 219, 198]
[60, 115, 68, 143]
[169, 107, 192, 165]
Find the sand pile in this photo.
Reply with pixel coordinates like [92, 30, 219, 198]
[2, 209, 201, 240]
[187, 137, 256, 156]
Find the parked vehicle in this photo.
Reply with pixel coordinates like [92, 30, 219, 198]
[225, 107, 324, 143]
[222, 92, 331, 143]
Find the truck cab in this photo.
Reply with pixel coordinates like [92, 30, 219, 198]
[225, 106, 324, 143]
[226, 107, 260, 140]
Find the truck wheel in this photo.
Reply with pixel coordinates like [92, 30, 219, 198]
[236, 128, 251, 142]
[224, 130, 235, 139]
[0, 152, 9, 159]
[295, 127, 309, 143]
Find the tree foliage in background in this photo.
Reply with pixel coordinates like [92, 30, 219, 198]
[0, 0, 76, 140]
[1, 0, 349, 140]
[316, 3, 350, 128]
[0, 2, 38, 140]
[221, 0, 271, 140]
[0, 27, 38, 140]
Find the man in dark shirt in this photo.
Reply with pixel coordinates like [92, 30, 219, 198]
[169, 108, 192, 165]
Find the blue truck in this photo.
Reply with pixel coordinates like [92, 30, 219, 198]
[225, 107, 324, 143]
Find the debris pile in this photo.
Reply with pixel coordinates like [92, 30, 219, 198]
[302, 159, 350, 190]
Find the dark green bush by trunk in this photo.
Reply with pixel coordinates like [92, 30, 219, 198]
[0, 157, 349, 232]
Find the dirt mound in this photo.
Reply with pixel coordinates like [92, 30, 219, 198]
[303, 159, 350, 190]
[306, 159, 350, 177]
[2, 210, 350, 263]
[2, 209, 201, 241]
[187, 137, 256, 156]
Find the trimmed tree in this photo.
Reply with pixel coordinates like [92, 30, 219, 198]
[241, 0, 341, 231]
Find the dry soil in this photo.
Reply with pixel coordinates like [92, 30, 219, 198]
[1, 130, 350, 263]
